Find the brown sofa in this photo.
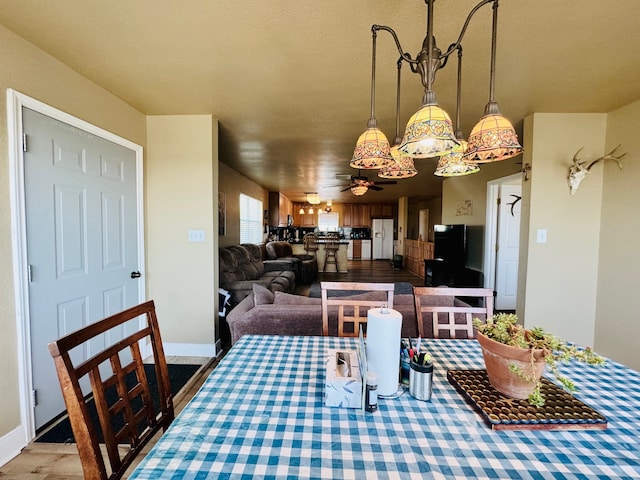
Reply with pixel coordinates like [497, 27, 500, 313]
[226, 284, 420, 345]
[219, 244, 296, 305]
[265, 241, 318, 283]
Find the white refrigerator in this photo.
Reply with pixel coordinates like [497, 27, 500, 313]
[372, 219, 394, 259]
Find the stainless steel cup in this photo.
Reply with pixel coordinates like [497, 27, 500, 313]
[409, 361, 433, 401]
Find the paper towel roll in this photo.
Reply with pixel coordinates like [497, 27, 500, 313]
[366, 307, 402, 396]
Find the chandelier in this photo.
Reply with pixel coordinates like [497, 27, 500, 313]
[353, 0, 522, 176]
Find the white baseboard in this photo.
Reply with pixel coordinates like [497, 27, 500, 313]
[0, 425, 27, 468]
[163, 342, 218, 358]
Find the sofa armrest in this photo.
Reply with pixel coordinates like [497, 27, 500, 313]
[263, 259, 296, 272]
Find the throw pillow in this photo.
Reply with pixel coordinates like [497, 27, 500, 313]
[253, 283, 274, 305]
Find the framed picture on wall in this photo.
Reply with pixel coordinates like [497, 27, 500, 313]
[218, 191, 226, 235]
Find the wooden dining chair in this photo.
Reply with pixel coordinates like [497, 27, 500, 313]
[48, 300, 174, 480]
[321, 281, 394, 336]
[413, 286, 494, 339]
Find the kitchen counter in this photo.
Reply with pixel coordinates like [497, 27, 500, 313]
[291, 243, 348, 273]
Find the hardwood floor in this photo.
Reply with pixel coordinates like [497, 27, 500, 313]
[1, 260, 421, 478]
[296, 258, 424, 295]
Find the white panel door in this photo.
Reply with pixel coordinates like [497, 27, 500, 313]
[23, 108, 141, 429]
[495, 184, 522, 310]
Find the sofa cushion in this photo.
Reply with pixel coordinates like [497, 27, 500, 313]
[266, 241, 294, 259]
[253, 284, 275, 305]
[241, 243, 266, 277]
[219, 247, 240, 284]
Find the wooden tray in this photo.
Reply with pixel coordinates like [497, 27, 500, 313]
[447, 370, 607, 431]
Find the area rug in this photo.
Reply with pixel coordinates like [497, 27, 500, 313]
[308, 281, 414, 298]
[35, 363, 201, 444]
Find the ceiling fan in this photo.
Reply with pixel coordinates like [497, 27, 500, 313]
[335, 171, 397, 193]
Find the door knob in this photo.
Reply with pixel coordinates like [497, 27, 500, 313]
[130, 271, 141, 279]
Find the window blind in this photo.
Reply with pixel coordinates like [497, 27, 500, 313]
[239, 193, 263, 244]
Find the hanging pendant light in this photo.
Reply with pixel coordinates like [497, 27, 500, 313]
[351, 28, 392, 170]
[464, 1, 522, 162]
[380, 59, 418, 179]
[398, 0, 457, 158]
[434, 46, 479, 177]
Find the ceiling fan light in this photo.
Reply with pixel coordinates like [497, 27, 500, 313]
[350, 127, 393, 169]
[379, 147, 418, 179]
[399, 104, 457, 158]
[434, 140, 480, 177]
[350, 185, 368, 196]
[464, 110, 523, 163]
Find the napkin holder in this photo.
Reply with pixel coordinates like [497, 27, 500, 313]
[324, 330, 367, 409]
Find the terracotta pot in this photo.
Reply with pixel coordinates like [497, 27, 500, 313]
[476, 331, 547, 400]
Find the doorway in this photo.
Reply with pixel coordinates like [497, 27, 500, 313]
[484, 174, 522, 310]
[8, 90, 145, 439]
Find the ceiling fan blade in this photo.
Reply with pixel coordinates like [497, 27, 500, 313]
[369, 185, 383, 191]
[374, 180, 397, 185]
[335, 174, 353, 180]
[340, 186, 352, 192]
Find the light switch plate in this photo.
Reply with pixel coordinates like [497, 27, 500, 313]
[188, 230, 206, 242]
[536, 229, 547, 244]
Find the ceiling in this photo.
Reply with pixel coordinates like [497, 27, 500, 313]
[2, 1, 639, 204]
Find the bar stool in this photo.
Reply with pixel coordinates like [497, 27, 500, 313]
[323, 233, 340, 273]
[303, 233, 319, 259]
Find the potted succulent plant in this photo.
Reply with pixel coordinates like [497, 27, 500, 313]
[473, 313, 605, 407]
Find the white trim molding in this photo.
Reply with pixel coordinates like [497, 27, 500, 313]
[0, 425, 28, 468]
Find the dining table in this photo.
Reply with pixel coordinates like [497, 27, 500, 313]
[129, 335, 640, 479]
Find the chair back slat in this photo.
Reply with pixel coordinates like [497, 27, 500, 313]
[413, 287, 494, 339]
[48, 300, 174, 480]
[321, 282, 394, 337]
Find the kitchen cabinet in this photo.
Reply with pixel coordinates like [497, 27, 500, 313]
[370, 203, 394, 218]
[342, 204, 353, 227]
[355, 204, 371, 227]
[342, 203, 370, 227]
[269, 192, 292, 227]
[352, 239, 362, 259]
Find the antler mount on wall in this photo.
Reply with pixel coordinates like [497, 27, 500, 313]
[568, 144, 626, 195]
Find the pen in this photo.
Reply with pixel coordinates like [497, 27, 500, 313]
[415, 336, 421, 356]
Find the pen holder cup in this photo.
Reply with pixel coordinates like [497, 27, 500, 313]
[409, 361, 433, 401]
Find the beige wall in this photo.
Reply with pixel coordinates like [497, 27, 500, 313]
[0, 25, 146, 447]
[442, 158, 521, 227]
[407, 196, 442, 241]
[146, 116, 218, 348]
[521, 113, 607, 347]
[218, 162, 269, 247]
[596, 100, 640, 369]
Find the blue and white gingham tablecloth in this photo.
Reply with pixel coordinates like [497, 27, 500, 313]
[129, 335, 640, 479]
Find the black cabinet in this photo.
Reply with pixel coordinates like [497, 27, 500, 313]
[424, 260, 483, 288]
